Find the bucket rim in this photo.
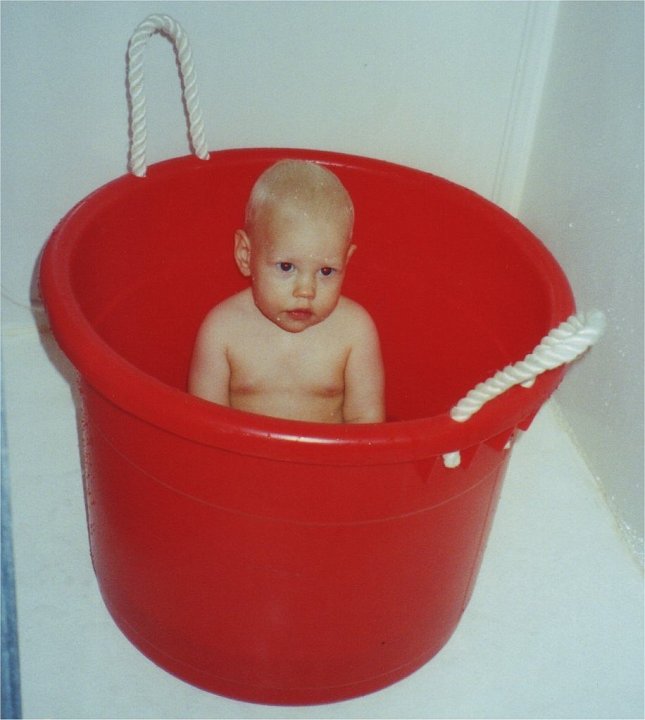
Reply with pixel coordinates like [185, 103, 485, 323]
[39, 147, 575, 465]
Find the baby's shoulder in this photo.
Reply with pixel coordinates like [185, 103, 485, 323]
[333, 296, 378, 335]
[199, 289, 253, 334]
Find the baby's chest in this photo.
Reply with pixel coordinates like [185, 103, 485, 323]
[229, 339, 348, 395]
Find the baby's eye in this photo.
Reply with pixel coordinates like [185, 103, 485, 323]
[320, 267, 336, 277]
[278, 262, 295, 273]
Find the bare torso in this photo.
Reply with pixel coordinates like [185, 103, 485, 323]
[194, 288, 371, 423]
[228, 327, 349, 422]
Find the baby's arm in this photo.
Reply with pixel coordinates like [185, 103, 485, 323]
[188, 307, 232, 406]
[342, 306, 386, 423]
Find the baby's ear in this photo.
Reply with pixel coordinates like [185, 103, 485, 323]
[234, 230, 252, 277]
[347, 243, 357, 262]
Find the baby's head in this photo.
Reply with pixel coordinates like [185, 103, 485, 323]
[244, 159, 354, 243]
[235, 160, 357, 332]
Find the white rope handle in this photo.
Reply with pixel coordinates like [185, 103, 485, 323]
[441, 309, 605, 469]
[450, 309, 606, 423]
[127, 14, 210, 177]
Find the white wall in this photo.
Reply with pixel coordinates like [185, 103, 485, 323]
[519, 1, 644, 560]
[1, 0, 556, 329]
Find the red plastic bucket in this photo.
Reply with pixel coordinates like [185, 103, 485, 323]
[40, 146, 579, 704]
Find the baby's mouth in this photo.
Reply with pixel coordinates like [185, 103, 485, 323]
[286, 309, 314, 321]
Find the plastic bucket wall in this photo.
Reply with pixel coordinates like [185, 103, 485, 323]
[40, 148, 574, 705]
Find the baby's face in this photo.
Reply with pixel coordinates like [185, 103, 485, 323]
[245, 210, 355, 333]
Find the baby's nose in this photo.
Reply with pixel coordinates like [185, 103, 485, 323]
[294, 274, 316, 299]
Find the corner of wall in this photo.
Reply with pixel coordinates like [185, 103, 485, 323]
[517, 1, 644, 563]
[490, 1, 559, 215]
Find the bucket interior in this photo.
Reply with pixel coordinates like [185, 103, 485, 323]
[57, 149, 572, 428]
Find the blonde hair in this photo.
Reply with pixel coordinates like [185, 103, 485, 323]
[245, 159, 354, 239]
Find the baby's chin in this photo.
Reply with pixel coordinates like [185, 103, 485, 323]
[261, 307, 328, 333]
[275, 312, 322, 333]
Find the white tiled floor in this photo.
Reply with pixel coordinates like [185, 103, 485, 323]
[3, 324, 643, 719]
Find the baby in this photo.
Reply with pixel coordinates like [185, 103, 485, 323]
[188, 159, 385, 424]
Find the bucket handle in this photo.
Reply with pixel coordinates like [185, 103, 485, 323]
[450, 310, 606, 422]
[442, 310, 606, 468]
[127, 14, 210, 178]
